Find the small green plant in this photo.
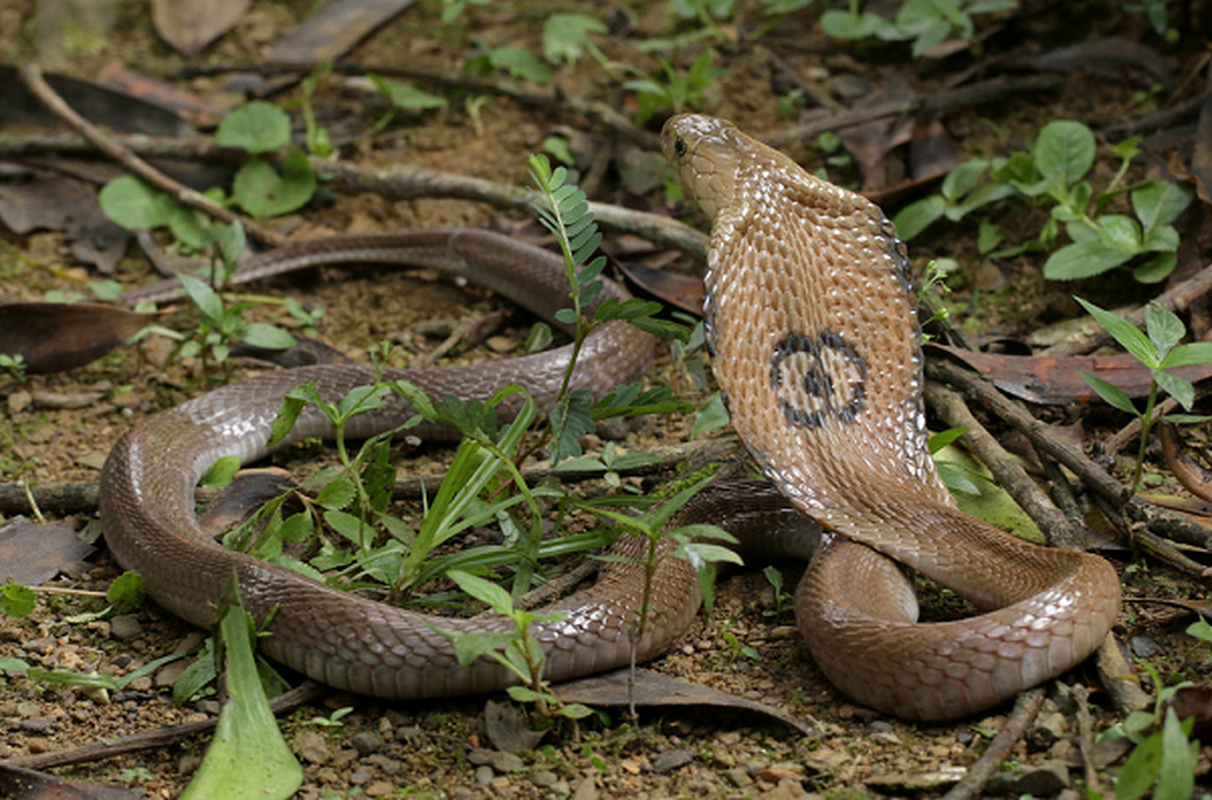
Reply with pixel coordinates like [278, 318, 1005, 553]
[760, 565, 792, 620]
[437, 0, 491, 23]
[1095, 633, 1205, 800]
[582, 476, 740, 659]
[369, 74, 448, 132]
[0, 352, 26, 382]
[894, 120, 1194, 283]
[822, 0, 1018, 57]
[215, 101, 318, 219]
[1077, 298, 1212, 493]
[438, 570, 594, 719]
[623, 51, 724, 125]
[1, 570, 144, 621]
[170, 224, 297, 373]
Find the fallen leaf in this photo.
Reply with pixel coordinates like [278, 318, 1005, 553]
[552, 668, 816, 736]
[0, 302, 157, 374]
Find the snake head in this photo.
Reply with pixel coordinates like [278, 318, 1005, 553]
[661, 114, 744, 222]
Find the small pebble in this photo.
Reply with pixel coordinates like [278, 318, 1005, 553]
[108, 615, 143, 640]
[652, 749, 693, 774]
[351, 730, 384, 756]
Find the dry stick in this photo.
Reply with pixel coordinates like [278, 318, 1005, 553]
[0, 681, 327, 770]
[941, 687, 1045, 800]
[1039, 454, 1086, 529]
[1039, 261, 1212, 358]
[765, 75, 1063, 148]
[0, 130, 707, 260]
[923, 381, 1086, 550]
[0, 481, 99, 517]
[1073, 684, 1103, 794]
[1093, 635, 1152, 715]
[16, 63, 285, 248]
[309, 157, 709, 260]
[928, 358, 1212, 570]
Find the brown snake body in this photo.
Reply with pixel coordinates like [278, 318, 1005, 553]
[100, 117, 1121, 721]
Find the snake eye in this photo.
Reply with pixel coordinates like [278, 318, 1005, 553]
[674, 136, 687, 158]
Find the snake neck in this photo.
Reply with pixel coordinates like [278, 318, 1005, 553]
[702, 161, 952, 529]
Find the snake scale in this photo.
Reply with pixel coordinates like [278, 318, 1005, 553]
[100, 114, 1121, 721]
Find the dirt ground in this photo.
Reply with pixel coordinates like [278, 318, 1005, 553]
[1, 1, 1211, 798]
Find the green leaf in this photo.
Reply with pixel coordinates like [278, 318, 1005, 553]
[106, 571, 145, 612]
[892, 196, 946, 241]
[1033, 120, 1096, 187]
[241, 323, 296, 350]
[231, 152, 316, 219]
[1152, 368, 1194, 411]
[368, 74, 448, 110]
[549, 390, 595, 465]
[1133, 253, 1177, 284]
[1097, 214, 1143, 252]
[1144, 303, 1185, 358]
[1113, 729, 1162, 800]
[542, 13, 606, 64]
[178, 273, 225, 324]
[447, 570, 514, 616]
[927, 427, 968, 454]
[200, 455, 241, 488]
[166, 206, 219, 252]
[939, 159, 990, 201]
[820, 9, 893, 39]
[1081, 373, 1139, 416]
[0, 657, 30, 672]
[487, 46, 553, 83]
[1132, 180, 1194, 231]
[1156, 708, 1197, 800]
[315, 474, 357, 511]
[217, 222, 247, 270]
[524, 321, 553, 353]
[1159, 341, 1212, 369]
[98, 176, 178, 230]
[179, 580, 303, 799]
[691, 392, 730, 437]
[1043, 239, 1135, 280]
[269, 386, 312, 447]
[215, 101, 293, 155]
[0, 584, 36, 617]
[1077, 300, 1158, 368]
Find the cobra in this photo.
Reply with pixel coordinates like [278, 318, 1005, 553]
[98, 117, 1121, 723]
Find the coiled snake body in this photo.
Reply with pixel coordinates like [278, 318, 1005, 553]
[100, 115, 1120, 722]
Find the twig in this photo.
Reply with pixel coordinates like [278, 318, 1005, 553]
[1092, 634, 1152, 717]
[1, 681, 326, 770]
[941, 687, 1045, 800]
[929, 356, 1212, 567]
[310, 157, 708, 260]
[1074, 684, 1101, 793]
[1039, 261, 1212, 358]
[0, 481, 99, 516]
[927, 358, 1127, 505]
[1038, 454, 1085, 529]
[923, 381, 1086, 550]
[0, 130, 707, 260]
[16, 64, 285, 248]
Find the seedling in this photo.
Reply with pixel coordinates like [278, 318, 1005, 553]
[1077, 298, 1212, 493]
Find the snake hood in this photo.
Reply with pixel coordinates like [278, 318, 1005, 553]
[661, 113, 950, 524]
